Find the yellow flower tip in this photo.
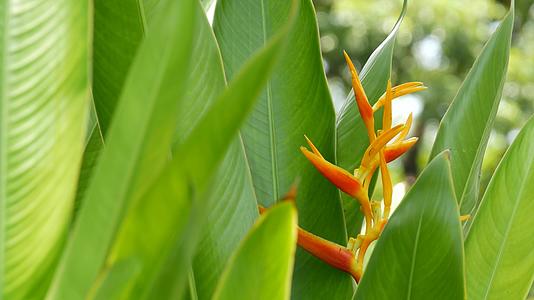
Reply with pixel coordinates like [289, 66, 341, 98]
[304, 135, 323, 158]
[384, 137, 418, 163]
[395, 112, 414, 142]
[301, 143, 365, 200]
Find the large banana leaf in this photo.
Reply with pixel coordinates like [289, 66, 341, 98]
[140, 1, 260, 298]
[0, 1, 89, 298]
[464, 116, 534, 299]
[107, 12, 294, 298]
[213, 1, 353, 298]
[93, 0, 145, 135]
[212, 202, 297, 300]
[336, 0, 407, 238]
[429, 4, 514, 216]
[47, 0, 196, 298]
[355, 152, 464, 299]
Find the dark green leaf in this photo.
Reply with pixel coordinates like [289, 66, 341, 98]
[355, 152, 465, 300]
[93, 0, 145, 135]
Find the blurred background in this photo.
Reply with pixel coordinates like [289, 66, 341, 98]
[313, 0, 534, 201]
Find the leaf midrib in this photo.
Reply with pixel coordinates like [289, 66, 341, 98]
[260, 0, 279, 203]
[406, 213, 424, 300]
[481, 140, 534, 299]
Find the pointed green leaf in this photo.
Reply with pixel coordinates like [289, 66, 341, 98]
[336, 0, 407, 239]
[214, 0, 353, 297]
[93, 0, 146, 135]
[213, 202, 297, 300]
[47, 0, 196, 298]
[140, 2, 260, 298]
[355, 152, 465, 299]
[0, 1, 90, 298]
[108, 14, 294, 298]
[465, 115, 534, 300]
[429, 5, 514, 216]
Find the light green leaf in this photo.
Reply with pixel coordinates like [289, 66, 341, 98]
[214, 0, 353, 298]
[465, 115, 534, 300]
[429, 5, 514, 216]
[140, 1, 260, 298]
[108, 11, 294, 298]
[0, 1, 90, 298]
[212, 202, 297, 300]
[336, 0, 407, 239]
[47, 0, 196, 298]
[355, 152, 465, 300]
[90, 259, 141, 300]
[93, 0, 145, 135]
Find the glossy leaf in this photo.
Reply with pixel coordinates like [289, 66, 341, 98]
[465, 116, 534, 300]
[47, 0, 196, 298]
[214, 1, 353, 298]
[108, 11, 294, 298]
[336, 0, 407, 238]
[0, 1, 90, 298]
[93, 0, 145, 135]
[355, 152, 465, 300]
[212, 202, 297, 300]
[429, 5, 514, 216]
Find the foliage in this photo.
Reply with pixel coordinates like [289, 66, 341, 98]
[0, 0, 532, 299]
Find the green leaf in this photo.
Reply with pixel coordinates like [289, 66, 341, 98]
[73, 102, 104, 219]
[212, 202, 297, 300]
[108, 11, 294, 298]
[464, 115, 534, 300]
[429, 5, 514, 216]
[336, 0, 407, 239]
[355, 152, 465, 300]
[214, 0, 353, 298]
[90, 259, 141, 300]
[93, 0, 146, 135]
[0, 1, 90, 298]
[139, 2, 260, 298]
[47, 0, 196, 298]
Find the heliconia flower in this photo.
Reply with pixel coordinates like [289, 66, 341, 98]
[300, 136, 373, 228]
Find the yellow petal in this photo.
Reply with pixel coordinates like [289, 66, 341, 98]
[373, 82, 427, 112]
